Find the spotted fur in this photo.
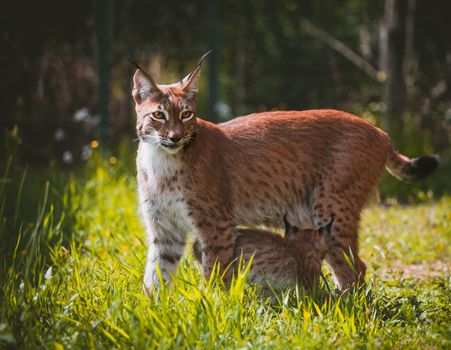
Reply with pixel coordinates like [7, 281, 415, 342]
[133, 56, 439, 292]
[193, 217, 332, 290]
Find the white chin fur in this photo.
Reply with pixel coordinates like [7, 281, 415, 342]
[160, 145, 183, 154]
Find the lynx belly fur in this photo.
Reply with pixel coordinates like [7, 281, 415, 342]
[132, 54, 439, 292]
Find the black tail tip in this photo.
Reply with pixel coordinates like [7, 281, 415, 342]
[409, 154, 440, 180]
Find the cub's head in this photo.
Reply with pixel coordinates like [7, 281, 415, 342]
[283, 215, 334, 260]
[132, 51, 210, 154]
[284, 215, 334, 289]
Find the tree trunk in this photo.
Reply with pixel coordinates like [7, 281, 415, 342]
[95, 0, 114, 146]
[380, 0, 409, 132]
[120, 0, 134, 138]
[234, 4, 246, 116]
[207, 0, 220, 123]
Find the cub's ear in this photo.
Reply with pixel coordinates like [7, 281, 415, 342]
[130, 62, 162, 104]
[181, 50, 212, 97]
[283, 214, 296, 236]
[318, 216, 334, 236]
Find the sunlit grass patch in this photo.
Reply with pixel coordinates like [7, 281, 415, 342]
[0, 156, 450, 349]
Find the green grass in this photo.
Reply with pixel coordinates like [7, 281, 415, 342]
[0, 154, 450, 349]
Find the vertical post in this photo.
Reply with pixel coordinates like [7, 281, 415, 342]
[208, 0, 220, 123]
[234, 2, 246, 116]
[121, 0, 134, 135]
[95, 0, 114, 146]
[380, 0, 408, 133]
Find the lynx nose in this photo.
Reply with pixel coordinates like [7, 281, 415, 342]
[169, 136, 181, 143]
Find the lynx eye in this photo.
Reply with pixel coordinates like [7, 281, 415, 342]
[180, 110, 194, 121]
[151, 111, 166, 121]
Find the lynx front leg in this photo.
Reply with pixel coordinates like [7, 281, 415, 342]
[143, 223, 187, 294]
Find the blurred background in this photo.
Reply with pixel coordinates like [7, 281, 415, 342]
[1, 0, 450, 198]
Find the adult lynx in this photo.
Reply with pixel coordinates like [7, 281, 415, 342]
[132, 54, 438, 292]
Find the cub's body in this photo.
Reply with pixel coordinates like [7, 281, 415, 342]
[233, 228, 324, 290]
[193, 218, 330, 290]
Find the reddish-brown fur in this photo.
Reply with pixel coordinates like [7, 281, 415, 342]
[133, 57, 438, 292]
[193, 218, 331, 290]
[171, 111, 386, 287]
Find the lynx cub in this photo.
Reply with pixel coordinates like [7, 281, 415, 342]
[132, 53, 438, 292]
[193, 217, 333, 290]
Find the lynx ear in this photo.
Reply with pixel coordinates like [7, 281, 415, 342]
[181, 50, 212, 97]
[318, 216, 334, 236]
[283, 214, 295, 236]
[131, 63, 162, 104]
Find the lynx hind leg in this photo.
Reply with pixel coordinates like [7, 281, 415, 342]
[327, 216, 366, 289]
[313, 200, 366, 289]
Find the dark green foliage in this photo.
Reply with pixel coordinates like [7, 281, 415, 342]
[1, 1, 450, 176]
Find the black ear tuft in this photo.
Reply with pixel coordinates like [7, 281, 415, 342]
[127, 57, 143, 70]
[196, 49, 213, 67]
[181, 50, 213, 96]
[127, 58, 153, 81]
[283, 214, 290, 229]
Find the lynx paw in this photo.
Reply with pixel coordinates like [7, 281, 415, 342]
[142, 266, 170, 295]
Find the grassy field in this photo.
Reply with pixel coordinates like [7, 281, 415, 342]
[0, 155, 450, 349]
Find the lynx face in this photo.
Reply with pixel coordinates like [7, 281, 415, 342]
[132, 53, 209, 154]
[134, 85, 197, 154]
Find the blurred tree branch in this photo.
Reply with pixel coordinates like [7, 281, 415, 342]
[300, 19, 381, 82]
